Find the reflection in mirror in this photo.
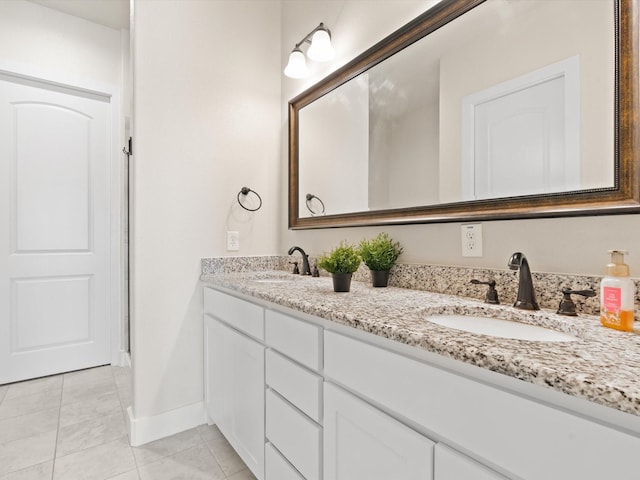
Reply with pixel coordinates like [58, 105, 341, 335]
[305, 193, 326, 216]
[290, 0, 638, 228]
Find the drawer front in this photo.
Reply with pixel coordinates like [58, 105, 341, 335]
[324, 330, 640, 480]
[265, 443, 305, 480]
[266, 389, 321, 480]
[266, 349, 322, 423]
[265, 310, 321, 371]
[204, 287, 264, 341]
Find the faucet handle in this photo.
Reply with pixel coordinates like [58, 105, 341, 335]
[556, 288, 596, 316]
[289, 261, 299, 274]
[470, 279, 500, 304]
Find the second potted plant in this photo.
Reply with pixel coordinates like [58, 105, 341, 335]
[359, 232, 403, 287]
[317, 241, 361, 292]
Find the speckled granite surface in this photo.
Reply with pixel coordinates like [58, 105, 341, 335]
[201, 260, 640, 418]
[202, 255, 640, 319]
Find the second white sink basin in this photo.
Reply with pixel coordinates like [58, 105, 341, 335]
[427, 314, 577, 342]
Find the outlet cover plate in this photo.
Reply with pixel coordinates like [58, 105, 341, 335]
[461, 224, 483, 257]
[227, 231, 240, 251]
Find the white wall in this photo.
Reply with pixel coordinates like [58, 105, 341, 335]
[281, 0, 640, 276]
[131, 0, 281, 429]
[0, 0, 122, 89]
[385, 100, 439, 208]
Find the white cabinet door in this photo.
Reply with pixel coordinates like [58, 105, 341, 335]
[324, 382, 434, 480]
[434, 444, 506, 480]
[204, 316, 222, 424]
[205, 317, 265, 480]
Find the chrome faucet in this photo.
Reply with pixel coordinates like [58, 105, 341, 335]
[288, 246, 311, 275]
[507, 252, 540, 310]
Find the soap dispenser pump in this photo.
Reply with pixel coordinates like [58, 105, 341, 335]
[600, 250, 635, 332]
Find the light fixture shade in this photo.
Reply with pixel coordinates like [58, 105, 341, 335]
[284, 49, 309, 78]
[307, 28, 334, 62]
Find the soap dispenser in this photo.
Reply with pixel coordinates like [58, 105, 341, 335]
[600, 250, 636, 332]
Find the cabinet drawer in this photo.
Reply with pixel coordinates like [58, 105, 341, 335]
[204, 288, 264, 341]
[324, 330, 640, 480]
[266, 349, 322, 423]
[266, 389, 321, 480]
[265, 310, 321, 371]
[265, 443, 305, 480]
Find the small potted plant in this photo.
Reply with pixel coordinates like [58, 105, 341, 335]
[358, 232, 403, 287]
[317, 241, 361, 292]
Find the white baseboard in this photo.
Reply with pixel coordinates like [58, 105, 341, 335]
[127, 402, 207, 446]
[119, 351, 131, 368]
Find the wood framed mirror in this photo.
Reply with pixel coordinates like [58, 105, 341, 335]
[288, 0, 639, 229]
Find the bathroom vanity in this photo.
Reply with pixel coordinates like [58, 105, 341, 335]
[202, 271, 640, 480]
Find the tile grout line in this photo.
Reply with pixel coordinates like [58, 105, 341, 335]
[198, 427, 228, 478]
[50, 375, 64, 480]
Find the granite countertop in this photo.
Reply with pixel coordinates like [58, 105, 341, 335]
[201, 270, 640, 418]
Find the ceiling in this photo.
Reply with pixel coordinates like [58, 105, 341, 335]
[27, 0, 130, 30]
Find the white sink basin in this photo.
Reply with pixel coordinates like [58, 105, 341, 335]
[426, 315, 577, 342]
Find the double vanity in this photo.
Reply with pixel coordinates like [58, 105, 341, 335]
[204, 0, 640, 476]
[201, 264, 640, 480]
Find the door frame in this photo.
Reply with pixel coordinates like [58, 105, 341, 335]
[0, 60, 125, 367]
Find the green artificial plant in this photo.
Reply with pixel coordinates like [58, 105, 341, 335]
[358, 232, 404, 271]
[317, 241, 361, 274]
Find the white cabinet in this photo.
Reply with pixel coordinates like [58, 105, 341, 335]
[204, 286, 640, 480]
[265, 309, 321, 371]
[264, 310, 323, 480]
[266, 349, 322, 423]
[434, 444, 506, 480]
[266, 389, 321, 480]
[265, 442, 305, 480]
[204, 302, 265, 480]
[324, 329, 640, 480]
[205, 318, 265, 479]
[324, 382, 434, 480]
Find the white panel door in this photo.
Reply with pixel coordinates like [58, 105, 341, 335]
[324, 382, 434, 480]
[473, 77, 568, 199]
[462, 56, 581, 201]
[0, 75, 111, 384]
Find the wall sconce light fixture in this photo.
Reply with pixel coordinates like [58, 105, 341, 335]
[284, 23, 334, 79]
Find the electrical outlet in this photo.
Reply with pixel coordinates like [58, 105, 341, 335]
[461, 224, 483, 257]
[226, 231, 240, 251]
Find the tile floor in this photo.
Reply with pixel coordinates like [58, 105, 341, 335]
[0, 365, 255, 480]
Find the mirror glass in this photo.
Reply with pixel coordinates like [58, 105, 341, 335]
[290, 0, 638, 227]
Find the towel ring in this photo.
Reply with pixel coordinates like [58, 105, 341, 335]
[237, 187, 262, 212]
[305, 193, 325, 216]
